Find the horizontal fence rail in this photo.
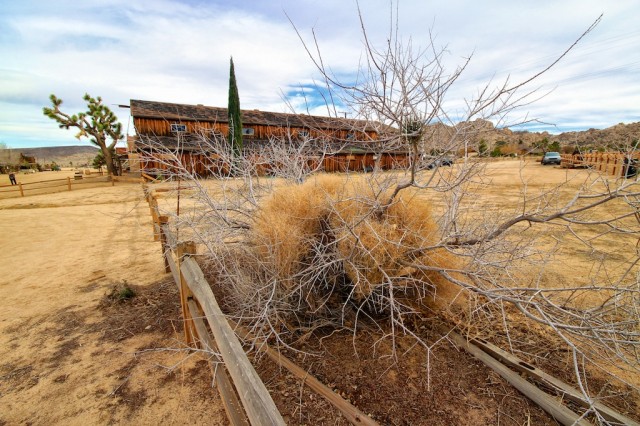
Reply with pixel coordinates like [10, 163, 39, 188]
[0, 174, 123, 198]
[561, 152, 640, 178]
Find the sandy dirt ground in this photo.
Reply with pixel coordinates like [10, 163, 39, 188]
[0, 175, 227, 425]
[0, 160, 637, 424]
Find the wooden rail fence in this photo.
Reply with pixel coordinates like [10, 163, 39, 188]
[143, 183, 379, 426]
[561, 152, 639, 178]
[0, 174, 120, 198]
[143, 182, 639, 426]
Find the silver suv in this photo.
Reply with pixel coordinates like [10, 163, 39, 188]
[541, 152, 561, 165]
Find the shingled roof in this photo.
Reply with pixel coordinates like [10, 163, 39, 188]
[130, 99, 379, 132]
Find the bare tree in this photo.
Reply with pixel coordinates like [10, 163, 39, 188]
[283, 4, 639, 419]
[141, 5, 639, 423]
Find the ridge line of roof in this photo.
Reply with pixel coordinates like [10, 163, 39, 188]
[129, 99, 384, 130]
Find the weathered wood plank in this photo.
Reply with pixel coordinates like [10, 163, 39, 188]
[165, 251, 249, 425]
[176, 242, 196, 345]
[188, 299, 250, 426]
[141, 172, 158, 182]
[448, 332, 592, 426]
[167, 247, 374, 424]
[180, 256, 285, 426]
[471, 337, 640, 426]
[158, 216, 170, 273]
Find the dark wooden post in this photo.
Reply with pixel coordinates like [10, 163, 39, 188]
[178, 241, 197, 346]
[158, 215, 170, 273]
[18, 183, 24, 197]
[150, 196, 160, 241]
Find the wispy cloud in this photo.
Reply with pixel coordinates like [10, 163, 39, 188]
[0, 0, 638, 148]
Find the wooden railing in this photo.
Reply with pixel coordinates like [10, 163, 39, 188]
[0, 174, 118, 198]
[561, 152, 639, 178]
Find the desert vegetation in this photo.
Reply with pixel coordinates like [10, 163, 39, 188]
[130, 7, 640, 424]
[141, 143, 640, 423]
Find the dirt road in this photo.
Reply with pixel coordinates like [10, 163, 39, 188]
[0, 180, 226, 424]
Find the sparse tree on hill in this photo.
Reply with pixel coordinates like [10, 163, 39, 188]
[43, 93, 123, 176]
[548, 140, 561, 152]
[477, 139, 488, 157]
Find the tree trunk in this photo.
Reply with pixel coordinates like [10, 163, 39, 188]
[96, 139, 118, 176]
[103, 147, 116, 176]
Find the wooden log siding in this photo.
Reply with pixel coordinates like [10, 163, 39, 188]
[134, 117, 376, 142]
[381, 153, 411, 170]
[139, 152, 224, 177]
[134, 118, 227, 137]
[138, 144, 410, 176]
[320, 153, 410, 173]
[130, 101, 410, 178]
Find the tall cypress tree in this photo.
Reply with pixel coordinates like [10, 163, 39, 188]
[228, 57, 243, 158]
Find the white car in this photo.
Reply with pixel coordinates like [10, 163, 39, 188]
[541, 152, 561, 165]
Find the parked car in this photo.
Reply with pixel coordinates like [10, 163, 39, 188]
[624, 157, 638, 178]
[426, 157, 454, 169]
[541, 152, 561, 165]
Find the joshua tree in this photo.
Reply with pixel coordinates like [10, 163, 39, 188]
[43, 93, 123, 176]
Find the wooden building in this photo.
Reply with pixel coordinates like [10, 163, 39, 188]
[129, 99, 406, 177]
[0, 151, 38, 174]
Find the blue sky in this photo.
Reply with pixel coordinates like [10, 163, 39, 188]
[0, 0, 638, 148]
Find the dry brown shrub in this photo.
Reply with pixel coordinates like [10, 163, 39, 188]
[252, 175, 343, 283]
[250, 174, 466, 326]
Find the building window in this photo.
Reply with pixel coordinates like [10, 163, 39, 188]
[242, 127, 255, 136]
[298, 130, 309, 138]
[171, 123, 187, 133]
[346, 132, 355, 140]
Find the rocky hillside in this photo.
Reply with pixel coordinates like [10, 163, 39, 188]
[457, 120, 640, 153]
[552, 122, 640, 147]
[0, 145, 99, 167]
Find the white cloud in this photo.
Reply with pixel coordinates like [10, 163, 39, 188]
[1, 0, 639, 147]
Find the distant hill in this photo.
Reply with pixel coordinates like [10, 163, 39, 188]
[450, 120, 640, 153]
[1, 146, 99, 167]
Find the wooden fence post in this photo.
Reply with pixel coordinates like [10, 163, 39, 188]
[617, 154, 625, 178]
[18, 183, 24, 197]
[67, 176, 72, 191]
[177, 241, 197, 346]
[150, 196, 160, 241]
[158, 215, 170, 273]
